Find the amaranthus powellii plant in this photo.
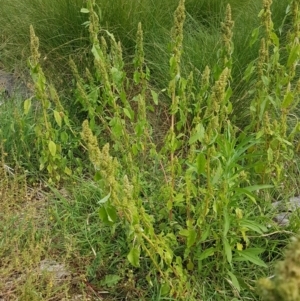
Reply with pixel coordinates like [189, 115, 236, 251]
[76, 0, 300, 299]
[28, 25, 75, 183]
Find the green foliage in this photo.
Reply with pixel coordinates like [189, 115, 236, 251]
[75, 0, 300, 299]
[0, 99, 38, 174]
[26, 26, 83, 182]
[1, 0, 300, 299]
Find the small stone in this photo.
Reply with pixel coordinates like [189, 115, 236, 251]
[39, 259, 70, 281]
[271, 196, 300, 227]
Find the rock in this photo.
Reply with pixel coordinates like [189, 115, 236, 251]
[0, 70, 33, 99]
[272, 212, 290, 227]
[0, 70, 14, 97]
[38, 259, 71, 282]
[272, 196, 300, 227]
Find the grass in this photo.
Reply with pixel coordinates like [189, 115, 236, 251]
[1, 0, 300, 300]
[0, 0, 290, 101]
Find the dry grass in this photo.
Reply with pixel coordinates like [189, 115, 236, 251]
[0, 163, 97, 301]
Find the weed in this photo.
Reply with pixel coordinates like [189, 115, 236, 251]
[0, 0, 300, 300]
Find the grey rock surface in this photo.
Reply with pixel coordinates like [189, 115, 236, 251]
[272, 196, 300, 227]
[0, 70, 32, 99]
[0, 70, 14, 97]
[39, 259, 70, 281]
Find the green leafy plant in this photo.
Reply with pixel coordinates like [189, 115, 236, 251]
[27, 25, 81, 183]
[77, 0, 300, 299]
[1, 0, 300, 299]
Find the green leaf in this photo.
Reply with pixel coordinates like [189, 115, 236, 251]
[98, 192, 111, 204]
[123, 107, 133, 120]
[134, 121, 144, 136]
[24, 98, 32, 115]
[120, 90, 127, 104]
[169, 56, 176, 72]
[133, 71, 140, 84]
[80, 8, 90, 13]
[88, 88, 98, 104]
[146, 66, 150, 80]
[199, 226, 210, 242]
[224, 86, 232, 103]
[275, 136, 292, 146]
[151, 89, 158, 105]
[64, 166, 72, 176]
[187, 259, 194, 271]
[146, 273, 153, 286]
[196, 153, 206, 175]
[254, 162, 266, 174]
[227, 270, 240, 292]
[53, 110, 62, 127]
[243, 184, 273, 192]
[99, 207, 108, 224]
[196, 247, 216, 261]
[243, 61, 255, 82]
[235, 249, 267, 267]
[166, 199, 172, 211]
[99, 205, 117, 226]
[63, 115, 70, 127]
[92, 44, 100, 61]
[281, 92, 294, 109]
[244, 248, 265, 255]
[256, 130, 264, 139]
[267, 147, 273, 163]
[187, 228, 197, 248]
[106, 206, 117, 223]
[287, 44, 300, 68]
[249, 27, 259, 47]
[212, 162, 223, 185]
[270, 32, 279, 47]
[239, 219, 267, 234]
[164, 248, 173, 265]
[94, 170, 102, 181]
[100, 274, 121, 287]
[223, 209, 230, 236]
[82, 21, 90, 28]
[234, 188, 257, 203]
[111, 67, 123, 86]
[161, 282, 170, 296]
[189, 123, 205, 144]
[37, 72, 46, 91]
[131, 143, 138, 156]
[48, 140, 57, 157]
[174, 193, 184, 205]
[261, 75, 270, 87]
[127, 247, 140, 267]
[223, 238, 232, 264]
[110, 117, 123, 138]
[60, 131, 68, 143]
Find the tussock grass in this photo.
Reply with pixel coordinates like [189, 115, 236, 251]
[0, 0, 290, 100]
